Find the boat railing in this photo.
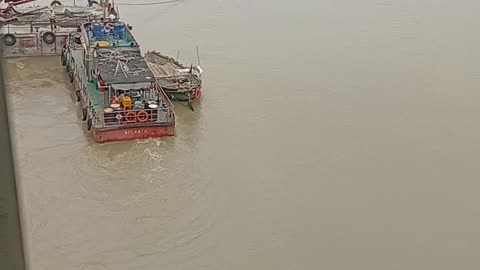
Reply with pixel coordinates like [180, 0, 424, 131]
[155, 83, 175, 108]
[97, 107, 175, 128]
[2, 17, 97, 32]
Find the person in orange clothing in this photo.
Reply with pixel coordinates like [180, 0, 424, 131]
[111, 95, 120, 104]
[121, 94, 132, 110]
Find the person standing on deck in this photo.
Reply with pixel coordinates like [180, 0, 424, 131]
[112, 95, 120, 105]
[122, 94, 132, 110]
[118, 93, 125, 102]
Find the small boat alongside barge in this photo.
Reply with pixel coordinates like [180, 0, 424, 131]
[145, 50, 203, 102]
[63, 20, 175, 142]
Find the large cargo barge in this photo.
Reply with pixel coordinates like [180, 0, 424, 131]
[0, 0, 115, 57]
[1, 0, 190, 143]
[63, 20, 175, 142]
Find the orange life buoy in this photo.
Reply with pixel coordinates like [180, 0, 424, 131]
[125, 111, 136, 123]
[136, 110, 149, 122]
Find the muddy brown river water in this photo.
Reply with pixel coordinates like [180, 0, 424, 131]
[3, 0, 480, 269]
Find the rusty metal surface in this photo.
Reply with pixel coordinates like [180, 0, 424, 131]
[1, 31, 68, 57]
[93, 125, 175, 143]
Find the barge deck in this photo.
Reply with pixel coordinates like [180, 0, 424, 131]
[65, 20, 175, 142]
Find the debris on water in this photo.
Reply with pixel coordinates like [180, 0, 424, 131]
[15, 62, 25, 70]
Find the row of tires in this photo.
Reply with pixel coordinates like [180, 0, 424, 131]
[2, 32, 56, 47]
[61, 48, 94, 131]
[2, 0, 100, 46]
[61, 49, 74, 83]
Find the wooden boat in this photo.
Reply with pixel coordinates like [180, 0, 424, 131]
[145, 51, 203, 102]
[63, 20, 175, 142]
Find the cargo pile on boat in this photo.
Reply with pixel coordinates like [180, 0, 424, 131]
[1, 0, 204, 143]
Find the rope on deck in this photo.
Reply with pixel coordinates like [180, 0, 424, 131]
[115, 0, 183, 6]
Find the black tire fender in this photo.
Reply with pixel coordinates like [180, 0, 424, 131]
[75, 90, 81, 102]
[2, 34, 16, 46]
[88, 0, 99, 7]
[82, 108, 87, 121]
[50, 0, 62, 6]
[69, 71, 74, 83]
[87, 118, 93, 131]
[61, 50, 66, 66]
[42, 31, 56, 44]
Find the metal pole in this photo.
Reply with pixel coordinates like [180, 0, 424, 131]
[0, 50, 28, 270]
[196, 45, 201, 66]
[103, 0, 107, 19]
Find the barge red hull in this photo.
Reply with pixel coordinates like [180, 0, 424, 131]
[93, 125, 175, 143]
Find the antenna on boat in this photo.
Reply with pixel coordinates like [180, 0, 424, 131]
[176, 49, 180, 61]
[196, 45, 201, 66]
[102, 0, 106, 18]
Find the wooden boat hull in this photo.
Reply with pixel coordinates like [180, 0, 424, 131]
[93, 125, 175, 143]
[167, 91, 191, 101]
[165, 89, 201, 102]
[145, 51, 203, 102]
